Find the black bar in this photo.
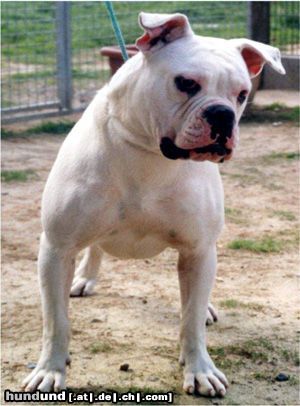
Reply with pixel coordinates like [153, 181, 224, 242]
[247, 1, 270, 44]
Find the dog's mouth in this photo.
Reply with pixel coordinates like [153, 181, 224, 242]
[159, 137, 232, 163]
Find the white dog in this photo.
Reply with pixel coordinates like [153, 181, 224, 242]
[22, 12, 285, 397]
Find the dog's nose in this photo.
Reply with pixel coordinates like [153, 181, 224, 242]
[203, 105, 235, 142]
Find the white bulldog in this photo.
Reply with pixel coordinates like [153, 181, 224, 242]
[22, 12, 285, 397]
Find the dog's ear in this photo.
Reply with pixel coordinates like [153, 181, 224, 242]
[230, 38, 286, 78]
[136, 12, 193, 53]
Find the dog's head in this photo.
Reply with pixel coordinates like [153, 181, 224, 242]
[135, 12, 285, 162]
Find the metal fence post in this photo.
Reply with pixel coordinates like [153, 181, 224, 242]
[247, 1, 270, 43]
[56, 2, 72, 112]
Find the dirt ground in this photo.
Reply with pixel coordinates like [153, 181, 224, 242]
[1, 116, 299, 405]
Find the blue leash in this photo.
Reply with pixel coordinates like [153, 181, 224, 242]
[104, 1, 129, 62]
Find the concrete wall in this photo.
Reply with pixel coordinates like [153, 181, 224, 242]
[262, 56, 299, 90]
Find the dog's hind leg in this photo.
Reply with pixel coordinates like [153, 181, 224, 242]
[70, 243, 103, 297]
[206, 303, 218, 325]
[22, 232, 75, 392]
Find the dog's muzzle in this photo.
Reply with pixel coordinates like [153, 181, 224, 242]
[203, 104, 235, 143]
[160, 104, 236, 162]
[160, 138, 232, 161]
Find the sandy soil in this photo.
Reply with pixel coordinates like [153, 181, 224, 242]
[1, 120, 299, 405]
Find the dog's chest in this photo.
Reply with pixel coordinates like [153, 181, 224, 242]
[97, 164, 224, 259]
[100, 194, 171, 259]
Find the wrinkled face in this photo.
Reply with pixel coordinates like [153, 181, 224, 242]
[146, 36, 252, 163]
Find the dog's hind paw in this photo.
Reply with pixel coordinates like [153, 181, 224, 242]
[206, 303, 218, 326]
[70, 277, 96, 297]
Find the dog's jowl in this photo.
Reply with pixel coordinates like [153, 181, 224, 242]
[22, 12, 285, 397]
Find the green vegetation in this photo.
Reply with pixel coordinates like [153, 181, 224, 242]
[26, 121, 75, 135]
[2, 3, 299, 124]
[228, 237, 282, 253]
[89, 340, 133, 355]
[227, 338, 273, 362]
[209, 338, 274, 367]
[288, 375, 300, 386]
[282, 349, 300, 367]
[151, 345, 178, 360]
[252, 371, 298, 385]
[266, 151, 300, 160]
[89, 342, 113, 354]
[273, 210, 297, 221]
[219, 299, 264, 311]
[1, 2, 248, 65]
[276, 227, 299, 249]
[225, 207, 247, 224]
[72, 68, 110, 80]
[2, 2, 298, 65]
[252, 372, 273, 381]
[10, 68, 109, 82]
[209, 337, 298, 380]
[1, 169, 37, 182]
[264, 102, 291, 112]
[10, 70, 56, 81]
[1, 128, 16, 139]
[242, 105, 299, 124]
[1, 121, 75, 138]
[219, 299, 241, 309]
[209, 346, 238, 369]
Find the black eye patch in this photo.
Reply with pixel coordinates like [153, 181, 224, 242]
[174, 76, 201, 97]
[237, 90, 248, 104]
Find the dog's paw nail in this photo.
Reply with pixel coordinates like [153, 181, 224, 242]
[209, 389, 216, 397]
[219, 389, 226, 397]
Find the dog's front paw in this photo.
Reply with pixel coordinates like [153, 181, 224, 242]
[183, 356, 228, 397]
[22, 358, 69, 392]
[70, 276, 96, 297]
[206, 303, 218, 326]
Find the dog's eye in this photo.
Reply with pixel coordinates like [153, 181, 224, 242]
[237, 90, 248, 104]
[174, 76, 201, 96]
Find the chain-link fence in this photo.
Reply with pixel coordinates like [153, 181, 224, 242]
[1, 1, 299, 123]
[1, 2, 58, 118]
[271, 1, 300, 55]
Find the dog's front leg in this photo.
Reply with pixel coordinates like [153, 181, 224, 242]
[178, 245, 228, 397]
[22, 232, 75, 392]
